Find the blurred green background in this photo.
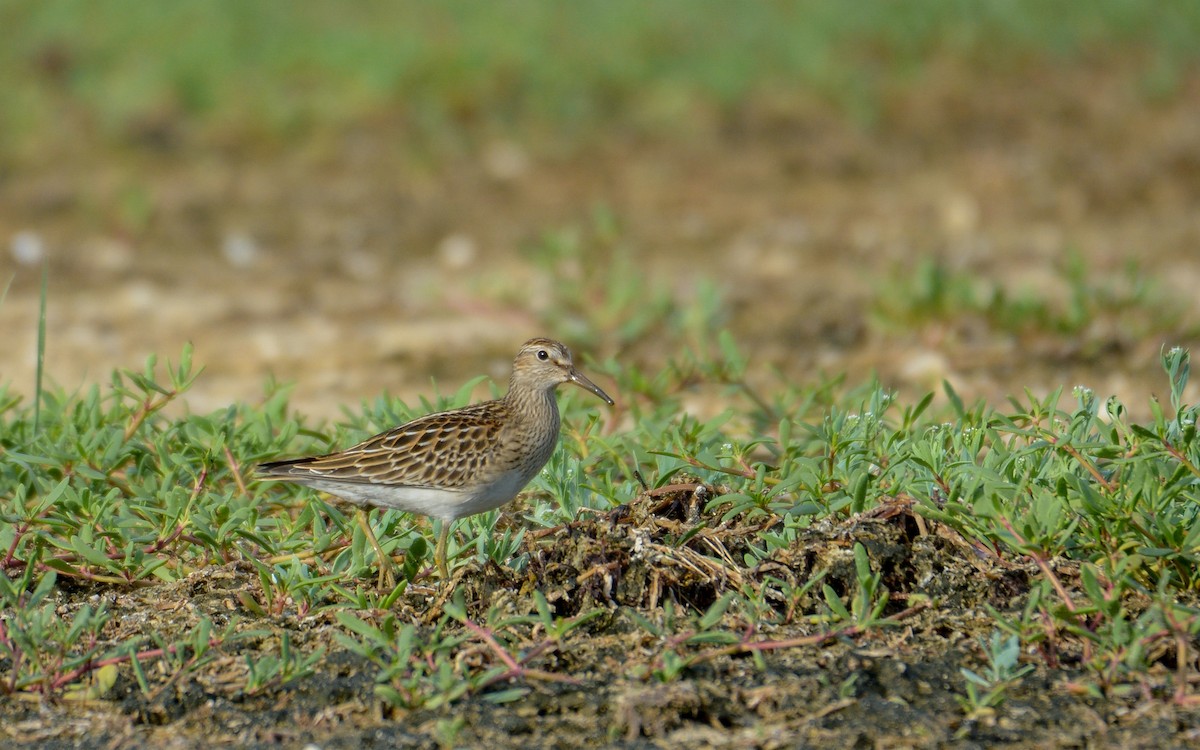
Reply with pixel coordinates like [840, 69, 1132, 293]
[4, 1, 1198, 154]
[1, 0, 1199, 416]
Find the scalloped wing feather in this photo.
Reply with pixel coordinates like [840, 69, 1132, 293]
[260, 401, 507, 489]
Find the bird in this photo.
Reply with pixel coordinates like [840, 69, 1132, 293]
[256, 338, 614, 584]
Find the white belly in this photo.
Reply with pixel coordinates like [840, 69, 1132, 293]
[298, 469, 533, 522]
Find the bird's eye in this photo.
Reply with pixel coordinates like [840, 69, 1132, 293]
[537, 350, 550, 361]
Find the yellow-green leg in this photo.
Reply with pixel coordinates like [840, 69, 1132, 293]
[356, 510, 395, 589]
[435, 522, 450, 579]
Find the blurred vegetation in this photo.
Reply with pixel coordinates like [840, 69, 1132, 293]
[2, 0, 1199, 159]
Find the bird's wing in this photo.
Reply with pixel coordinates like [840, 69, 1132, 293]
[258, 402, 505, 489]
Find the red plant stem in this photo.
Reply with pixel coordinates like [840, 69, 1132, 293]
[997, 517, 1078, 615]
[224, 445, 249, 497]
[123, 389, 179, 443]
[461, 619, 521, 673]
[34, 635, 224, 694]
[1, 523, 27, 568]
[460, 618, 582, 687]
[1040, 431, 1116, 493]
[1162, 440, 1200, 480]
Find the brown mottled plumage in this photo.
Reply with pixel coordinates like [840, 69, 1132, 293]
[257, 338, 613, 581]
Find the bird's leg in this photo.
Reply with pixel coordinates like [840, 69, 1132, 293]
[356, 510, 395, 589]
[435, 522, 450, 579]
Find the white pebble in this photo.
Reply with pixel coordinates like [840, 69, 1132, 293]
[483, 140, 530, 181]
[222, 232, 260, 267]
[11, 231, 45, 265]
[438, 234, 477, 270]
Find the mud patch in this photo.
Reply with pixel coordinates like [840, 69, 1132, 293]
[6, 492, 1200, 749]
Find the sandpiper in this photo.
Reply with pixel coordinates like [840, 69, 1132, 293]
[257, 338, 614, 583]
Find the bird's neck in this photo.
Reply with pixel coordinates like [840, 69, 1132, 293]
[504, 381, 561, 428]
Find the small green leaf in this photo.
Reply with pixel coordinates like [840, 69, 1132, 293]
[699, 592, 735, 631]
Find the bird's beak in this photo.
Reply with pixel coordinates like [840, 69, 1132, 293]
[569, 368, 615, 405]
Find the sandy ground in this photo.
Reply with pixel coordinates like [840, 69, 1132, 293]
[3, 66, 1200, 421]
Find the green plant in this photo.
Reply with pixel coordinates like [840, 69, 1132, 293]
[957, 630, 1035, 718]
[243, 632, 325, 696]
[819, 543, 892, 629]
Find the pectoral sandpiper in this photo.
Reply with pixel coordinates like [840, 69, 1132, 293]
[256, 338, 614, 583]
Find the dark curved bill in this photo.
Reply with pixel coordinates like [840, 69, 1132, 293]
[568, 368, 615, 405]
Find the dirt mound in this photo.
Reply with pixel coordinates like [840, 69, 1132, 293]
[7, 488, 1196, 748]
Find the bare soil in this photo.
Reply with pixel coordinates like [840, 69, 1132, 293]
[3, 66, 1199, 419]
[4, 63, 1200, 747]
[7, 491, 1200, 749]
